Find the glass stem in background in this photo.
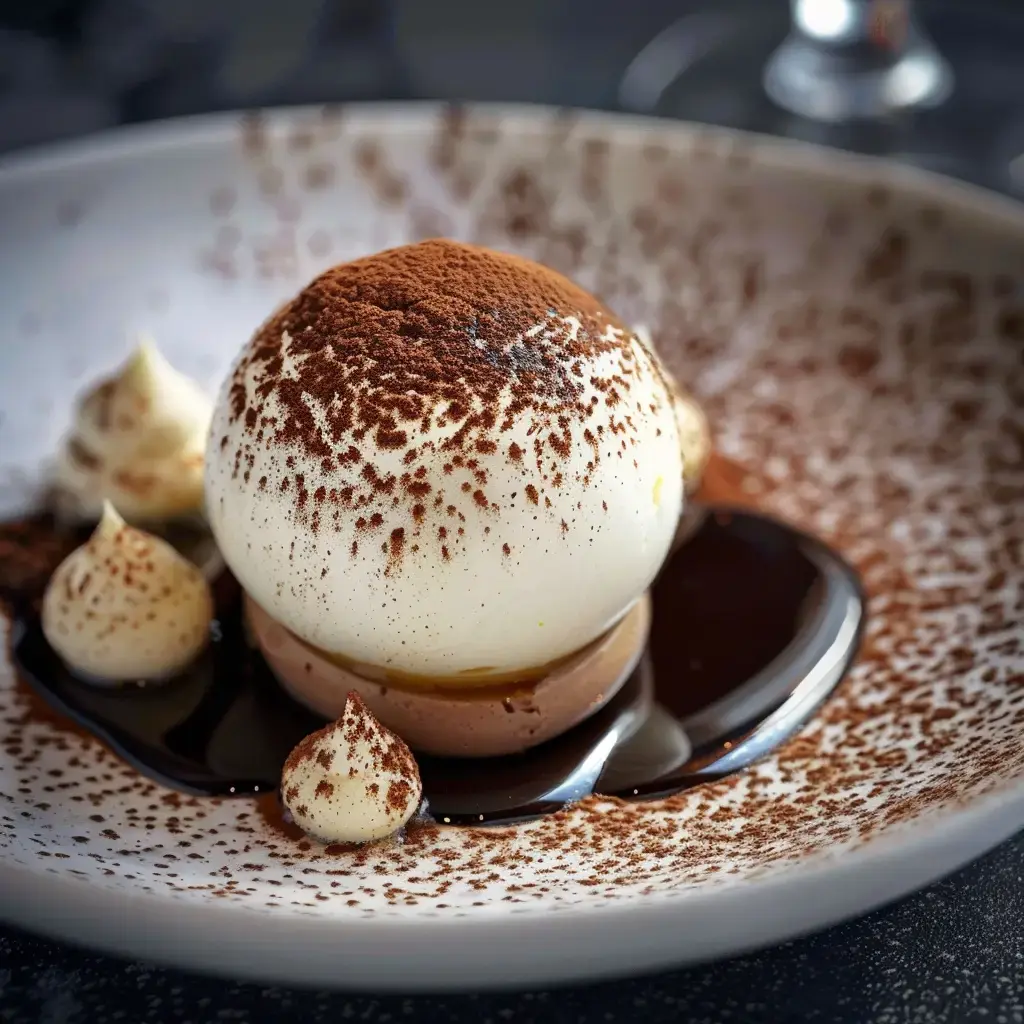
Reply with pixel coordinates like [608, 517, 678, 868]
[763, 0, 953, 121]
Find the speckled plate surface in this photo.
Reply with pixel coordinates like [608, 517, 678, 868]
[0, 105, 1022, 992]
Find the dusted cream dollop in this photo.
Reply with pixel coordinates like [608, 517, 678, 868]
[635, 325, 711, 491]
[54, 338, 212, 523]
[671, 385, 711, 491]
[42, 502, 214, 683]
[281, 691, 423, 844]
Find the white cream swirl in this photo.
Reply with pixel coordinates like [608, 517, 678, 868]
[42, 502, 214, 683]
[54, 338, 212, 523]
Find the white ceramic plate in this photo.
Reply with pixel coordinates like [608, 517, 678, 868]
[0, 104, 1022, 992]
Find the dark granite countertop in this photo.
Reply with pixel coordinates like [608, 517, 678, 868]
[1, 1, 1022, 1020]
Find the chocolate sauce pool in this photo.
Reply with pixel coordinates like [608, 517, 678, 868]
[5, 474, 865, 826]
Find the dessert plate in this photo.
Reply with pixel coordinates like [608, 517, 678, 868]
[0, 104, 1022, 991]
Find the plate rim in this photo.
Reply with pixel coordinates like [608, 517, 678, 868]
[3, 782, 1023, 989]
[1, 101, 1022, 986]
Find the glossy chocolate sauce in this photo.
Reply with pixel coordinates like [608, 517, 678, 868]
[4, 460, 865, 826]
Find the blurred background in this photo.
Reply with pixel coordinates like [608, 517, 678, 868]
[0, 0, 1023, 196]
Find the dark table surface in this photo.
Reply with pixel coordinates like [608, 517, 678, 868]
[1, 1, 1023, 1021]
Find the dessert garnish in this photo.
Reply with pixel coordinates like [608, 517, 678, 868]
[668, 387, 711, 493]
[281, 691, 423, 844]
[41, 501, 213, 684]
[636, 325, 711, 491]
[54, 338, 212, 524]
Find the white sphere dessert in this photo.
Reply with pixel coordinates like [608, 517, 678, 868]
[206, 240, 684, 683]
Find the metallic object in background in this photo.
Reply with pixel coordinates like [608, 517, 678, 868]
[620, 0, 1024, 198]
[764, 0, 952, 121]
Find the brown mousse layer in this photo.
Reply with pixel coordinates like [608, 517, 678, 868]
[245, 594, 651, 758]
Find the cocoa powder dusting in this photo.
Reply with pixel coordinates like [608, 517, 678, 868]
[226, 240, 660, 570]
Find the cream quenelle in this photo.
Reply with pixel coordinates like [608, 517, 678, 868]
[206, 241, 684, 686]
[281, 691, 423, 844]
[54, 338, 212, 523]
[41, 502, 213, 682]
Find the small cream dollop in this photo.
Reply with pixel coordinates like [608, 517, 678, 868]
[42, 502, 214, 683]
[672, 386, 712, 491]
[54, 338, 213, 523]
[635, 324, 711, 491]
[281, 691, 423, 845]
